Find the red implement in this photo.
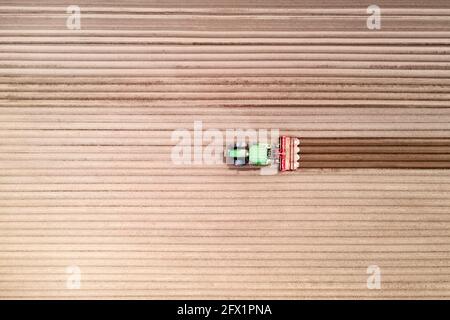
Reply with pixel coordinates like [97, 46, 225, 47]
[279, 136, 300, 172]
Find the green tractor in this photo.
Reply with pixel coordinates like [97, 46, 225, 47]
[226, 136, 300, 172]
